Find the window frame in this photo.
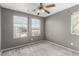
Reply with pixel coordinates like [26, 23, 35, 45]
[71, 11, 79, 35]
[31, 18, 41, 37]
[13, 15, 28, 39]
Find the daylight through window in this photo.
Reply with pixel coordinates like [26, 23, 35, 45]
[71, 11, 79, 35]
[14, 16, 28, 38]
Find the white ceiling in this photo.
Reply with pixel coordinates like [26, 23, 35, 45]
[0, 3, 78, 17]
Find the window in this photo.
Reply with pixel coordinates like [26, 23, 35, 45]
[14, 16, 28, 38]
[32, 18, 41, 36]
[71, 11, 79, 35]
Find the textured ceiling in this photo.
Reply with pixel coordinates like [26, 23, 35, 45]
[0, 3, 78, 17]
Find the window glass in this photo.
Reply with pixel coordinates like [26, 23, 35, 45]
[32, 19, 40, 36]
[14, 16, 28, 38]
[71, 11, 79, 35]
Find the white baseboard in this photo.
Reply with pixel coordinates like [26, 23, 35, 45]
[2, 40, 79, 54]
[47, 40, 79, 54]
[1, 40, 44, 52]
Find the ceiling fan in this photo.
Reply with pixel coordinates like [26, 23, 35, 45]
[33, 3, 55, 15]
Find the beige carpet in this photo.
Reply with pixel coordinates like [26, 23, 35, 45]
[2, 41, 79, 56]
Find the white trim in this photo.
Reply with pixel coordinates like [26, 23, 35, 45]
[47, 40, 79, 54]
[1, 40, 44, 52]
[71, 11, 79, 35]
[2, 40, 79, 54]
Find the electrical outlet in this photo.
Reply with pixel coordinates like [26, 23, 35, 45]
[70, 42, 74, 46]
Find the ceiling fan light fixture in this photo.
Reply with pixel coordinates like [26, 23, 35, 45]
[37, 10, 40, 13]
[41, 9, 44, 13]
[35, 3, 55, 15]
[37, 10, 40, 15]
[37, 12, 40, 15]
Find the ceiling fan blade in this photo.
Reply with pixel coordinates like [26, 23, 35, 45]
[46, 4, 55, 8]
[43, 8, 50, 14]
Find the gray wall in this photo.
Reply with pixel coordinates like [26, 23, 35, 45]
[45, 5, 79, 51]
[1, 8, 45, 49]
[0, 6, 1, 51]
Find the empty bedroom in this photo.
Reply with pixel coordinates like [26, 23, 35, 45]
[0, 3, 79, 56]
